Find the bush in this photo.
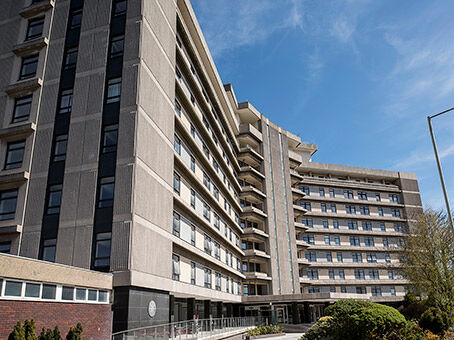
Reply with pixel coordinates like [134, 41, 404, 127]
[302, 316, 334, 340]
[247, 325, 283, 337]
[419, 308, 449, 336]
[8, 320, 38, 340]
[385, 320, 427, 340]
[38, 326, 63, 340]
[400, 293, 431, 321]
[8, 321, 81, 340]
[65, 323, 83, 340]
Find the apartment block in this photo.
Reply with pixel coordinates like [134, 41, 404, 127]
[0, 0, 422, 335]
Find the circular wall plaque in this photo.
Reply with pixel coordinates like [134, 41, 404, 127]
[148, 300, 157, 318]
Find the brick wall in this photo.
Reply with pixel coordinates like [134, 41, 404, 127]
[0, 300, 112, 340]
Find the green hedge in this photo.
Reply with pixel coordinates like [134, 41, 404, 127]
[247, 325, 283, 337]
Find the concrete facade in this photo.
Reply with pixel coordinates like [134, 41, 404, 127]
[0, 0, 423, 333]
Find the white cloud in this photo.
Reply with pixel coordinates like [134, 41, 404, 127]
[330, 17, 356, 43]
[393, 143, 454, 169]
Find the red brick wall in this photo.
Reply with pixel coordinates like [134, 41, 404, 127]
[0, 300, 112, 340]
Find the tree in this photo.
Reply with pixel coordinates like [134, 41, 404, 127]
[65, 323, 83, 340]
[400, 209, 454, 320]
[8, 322, 25, 340]
[23, 320, 38, 340]
[39, 326, 63, 340]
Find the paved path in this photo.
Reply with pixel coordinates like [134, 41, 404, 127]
[251, 334, 304, 340]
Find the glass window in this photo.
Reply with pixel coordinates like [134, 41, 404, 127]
[53, 134, 68, 162]
[62, 286, 74, 300]
[173, 172, 180, 194]
[63, 48, 78, 70]
[323, 220, 328, 229]
[355, 269, 365, 280]
[365, 237, 375, 247]
[339, 269, 345, 279]
[57, 89, 73, 114]
[190, 189, 195, 208]
[371, 287, 382, 296]
[0, 241, 11, 254]
[76, 288, 86, 301]
[46, 184, 62, 214]
[94, 232, 111, 269]
[98, 290, 108, 302]
[172, 254, 180, 280]
[173, 212, 180, 237]
[190, 156, 195, 172]
[106, 78, 122, 103]
[326, 252, 332, 262]
[101, 124, 119, 153]
[0, 190, 18, 220]
[110, 35, 124, 58]
[20, 55, 39, 80]
[319, 188, 325, 197]
[378, 207, 384, 216]
[42, 284, 56, 299]
[174, 134, 181, 154]
[376, 193, 381, 201]
[352, 253, 362, 263]
[324, 235, 330, 245]
[4, 141, 25, 170]
[26, 17, 44, 40]
[333, 220, 339, 229]
[25, 283, 40, 298]
[175, 99, 181, 117]
[70, 9, 82, 29]
[321, 203, 327, 212]
[350, 236, 360, 246]
[98, 177, 115, 208]
[113, 0, 127, 16]
[329, 188, 335, 198]
[87, 289, 97, 301]
[12, 96, 32, 123]
[337, 252, 343, 262]
[356, 286, 366, 294]
[191, 225, 195, 245]
[5, 281, 22, 297]
[330, 204, 336, 213]
[42, 238, 56, 262]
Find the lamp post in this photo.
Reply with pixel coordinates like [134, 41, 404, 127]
[427, 107, 454, 231]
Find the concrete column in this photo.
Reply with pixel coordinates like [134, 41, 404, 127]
[291, 303, 299, 324]
[203, 300, 211, 319]
[169, 295, 175, 323]
[187, 298, 195, 320]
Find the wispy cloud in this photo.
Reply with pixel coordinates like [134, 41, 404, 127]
[393, 143, 454, 169]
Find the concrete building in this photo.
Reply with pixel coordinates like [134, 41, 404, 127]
[0, 0, 422, 335]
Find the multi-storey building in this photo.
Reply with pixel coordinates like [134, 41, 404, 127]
[0, 0, 422, 335]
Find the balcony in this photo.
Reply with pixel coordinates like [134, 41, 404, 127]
[296, 239, 310, 248]
[5, 77, 42, 97]
[242, 205, 267, 220]
[293, 204, 308, 216]
[238, 145, 263, 168]
[294, 221, 309, 230]
[13, 37, 48, 56]
[288, 149, 303, 166]
[0, 122, 36, 138]
[238, 166, 264, 187]
[20, 0, 54, 18]
[244, 272, 272, 281]
[243, 249, 271, 259]
[240, 185, 266, 204]
[238, 123, 262, 148]
[243, 227, 269, 239]
[0, 224, 23, 235]
[297, 258, 310, 265]
[290, 169, 303, 185]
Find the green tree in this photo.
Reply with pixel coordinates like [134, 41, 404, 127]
[23, 320, 38, 340]
[39, 326, 63, 340]
[8, 322, 25, 340]
[419, 307, 450, 336]
[65, 323, 83, 340]
[401, 209, 454, 320]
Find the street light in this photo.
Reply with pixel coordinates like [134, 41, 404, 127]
[427, 107, 454, 231]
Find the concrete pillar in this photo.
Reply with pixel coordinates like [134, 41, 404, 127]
[291, 303, 299, 324]
[226, 303, 233, 317]
[169, 295, 175, 323]
[203, 300, 211, 319]
[187, 298, 195, 320]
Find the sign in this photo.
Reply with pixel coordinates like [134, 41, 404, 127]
[148, 300, 157, 318]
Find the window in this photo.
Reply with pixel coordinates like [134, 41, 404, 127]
[334, 236, 340, 246]
[75, 288, 86, 301]
[25, 283, 40, 298]
[350, 236, 360, 246]
[355, 269, 365, 280]
[0, 241, 11, 254]
[326, 252, 332, 262]
[389, 194, 399, 203]
[305, 251, 316, 262]
[203, 268, 212, 288]
[348, 221, 358, 230]
[302, 218, 313, 227]
[42, 284, 56, 299]
[360, 206, 370, 215]
[344, 190, 353, 199]
[87, 289, 97, 301]
[203, 172, 211, 190]
[352, 253, 362, 263]
[94, 232, 111, 269]
[364, 237, 375, 247]
[392, 209, 401, 217]
[337, 252, 343, 262]
[63, 48, 78, 70]
[26, 17, 44, 40]
[362, 222, 372, 231]
[214, 214, 220, 230]
[203, 203, 210, 221]
[333, 220, 339, 229]
[4, 141, 25, 170]
[213, 185, 219, 200]
[346, 205, 356, 214]
[202, 143, 210, 159]
[0, 190, 18, 220]
[19, 55, 39, 80]
[5, 281, 22, 297]
[388, 270, 394, 279]
[329, 269, 335, 279]
[204, 235, 212, 255]
[390, 286, 396, 296]
[109, 35, 124, 58]
[12, 96, 32, 123]
[300, 186, 310, 195]
[378, 207, 384, 216]
[306, 269, 318, 280]
[173, 172, 180, 194]
[215, 273, 221, 290]
[102, 125, 118, 153]
[339, 269, 345, 279]
[383, 237, 389, 247]
[308, 287, 320, 293]
[190, 156, 195, 172]
[62, 286, 74, 300]
[376, 193, 381, 201]
[371, 287, 382, 296]
[356, 286, 366, 294]
[214, 242, 220, 259]
[70, 9, 82, 29]
[174, 134, 181, 154]
[367, 253, 377, 263]
[53, 135, 68, 162]
[321, 203, 327, 212]
[330, 204, 337, 213]
[190, 189, 195, 208]
[58, 89, 73, 114]
[303, 235, 314, 245]
[358, 192, 367, 200]
[46, 184, 62, 214]
[301, 202, 311, 211]
[41, 238, 56, 262]
[323, 220, 328, 229]
[113, 0, 127, 16]
[98, 177, 115, 208]
[175, 99, 182, 117]
[191, 262, 196, 284]
[330, 286, 336, 293]
[172, 254, 180, 281]
[106, 78, 122, 103]
[191, 225, 195, 246]
[369, 270, 379, 279]
[329, 188, 335, 198]
[173, 212, 180, 237]
[385, 253, 391, 263]
[341, 286, 347, 293]
[319, 188, 325, 197]
[324, 235, 331, 245]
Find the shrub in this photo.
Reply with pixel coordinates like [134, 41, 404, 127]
[419, 308, 449, 336]
[302, 316, 335, 340]
[65, 323, 83, 340]
[385, 321, 427, 340]
[8, 322, 25, 340]
[247, 325, 283, 337]
[323, 299, 406, 340]
[38, 326, 63, 340]
[8, 320, 38, 340]
[400, 293, 431, 321]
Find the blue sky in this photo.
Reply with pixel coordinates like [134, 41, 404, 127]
[191, 0, 454, 211]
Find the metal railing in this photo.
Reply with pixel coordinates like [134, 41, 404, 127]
[112, 316, 266, 340]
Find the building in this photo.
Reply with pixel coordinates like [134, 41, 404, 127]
[0, 0, 422, 335]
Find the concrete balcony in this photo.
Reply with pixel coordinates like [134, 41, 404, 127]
[293, 204, 308, 216]
[12, 37, 48, 56]
[299, 279, 408, 286]
[298, 176, 401, 193]
[0, 170, 29, 184]
[238, 145, 263, 168]
[294, 222, 310, 230]
[243, 249, 271, 259]
[0, 224, 22, 235]
[243, 227, 269, 239]
[0, 122, 36, 138]
[306, 261, 401, 268]
[304, 244, 403, 252]
[288, 149, 303, 165]
[297, 258, 310, 265]
[238, 166, 265, 188]
[290, 169, 303, 185]
[242, 205, 267, 220]
[244, 272, 272, 281]
[240, 185, 266, 204]
[296, 239, 310, 248]
[20, 0, 54, 18]
[238, 123, 262, 148]
[5, 77, 42, 97]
